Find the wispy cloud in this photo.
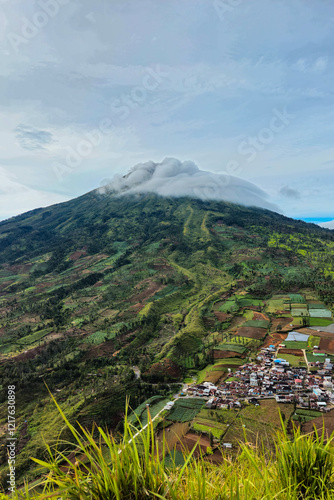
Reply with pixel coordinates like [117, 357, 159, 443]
[279, 185, 301, 200]
[14, 124, 54, 151]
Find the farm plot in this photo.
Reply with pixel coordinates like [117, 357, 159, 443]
[237, 327, 267, 340]
[238, 298, 264, 307]
[83, 331, 113, 345]
[226, 335, 253, 344]
[319, 338, 334, 354]
[306, 352, 334, 363]
[308, 336, 321, 349]
[309, 309, 332, 318]
[309, 318, 334, 327]
[291, 308, 309, 317]
[243, 319, 269, 329]
[167, 398, 204, 422]
[214, 343, 247, 354]
[278, 353, 306, 367]
[303, 413, 334, 436]
[193, 415, 227, 439]
[217, 299, 239, 314]
[308, 303, 328, 309]
[282, 341, 308, 350]
[288, 294, 306, 303]
[292, 409, 323, 422]
[129, 396, 166, 425]
[197, 359, 244, 383]
[291, 303, 308, 309]
[266, 299, 286, 313]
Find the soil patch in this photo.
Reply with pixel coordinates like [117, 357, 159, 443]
[213, 350, 242, 359]
[214, 312, 232, 322]
[262, 333, 287, 348]
[237, 327, 267, 339]
[319, 338, 334, 354]
[69, 250, 87, 261]
[303, 412, 334, 436]
[279, 349, 303, 356]
[270, 317, 294, 333]
[131, 279, 165, 303]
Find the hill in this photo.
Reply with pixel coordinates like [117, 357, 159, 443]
[0, 191, 334, 486]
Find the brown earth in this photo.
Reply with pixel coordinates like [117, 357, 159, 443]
[302, 412, 334, 436]
[7, 263, 33, 274]
[319, 338, 334, 354]
[5, 345, 44, 362]
[129, 303, 145, 312]
[253, 312, 269, 321]
[83, 340, 116, 360]
[262, 333, 287, 348]
[230, 316, 247, 330]
[213, 312, 232, 322]
[298, 328, 334, 339]
[69, 250, 87, 261]
[213, 350, 242, 359]
[204, 370, 226, 384]
[93, 281, 104, 288]
[145, 359, 182, 381]
[0, 280, 15, 292]
[131, 279, 165, 303]
[237, 327, 267, 339]
[175, 432, 211, 457]
[278, 349, 303, 356]
[270, 317, 294, 333]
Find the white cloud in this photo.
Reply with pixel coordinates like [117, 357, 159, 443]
[102, 157, 278, 212]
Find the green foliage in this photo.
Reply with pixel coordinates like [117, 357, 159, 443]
[10, 400, 334, 500]
[276, 422, 334, 498]
[214, 342, 247, 354]
[167, 398, 204, 422]
[243, 319, 270, 328]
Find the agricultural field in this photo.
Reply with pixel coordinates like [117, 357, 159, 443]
[222, 400, 294, 448]
[291, 308, 309, 317]
[266, 301, 285, 314]
[278, 353, 306, 367]
[237, 327, 267, 340]
[292, 409, 323, 423]
[308, 318, 334, 327]
[167, 398, 204, 422]
[282, 341, 308, 349]
[128, 396, 167, 425]
[306, 352, 334, 363]
[288, 294, 306, 303]
[197, 359, 244, 384]
[319, 337, 334, 354]
[193, 410, 227, 439]
[213, 343, 247, 354]
[216, 299, 239, 314]
[309, 309, 332, 318]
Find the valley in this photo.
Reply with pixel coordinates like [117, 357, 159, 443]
[0, 192, 334, 487]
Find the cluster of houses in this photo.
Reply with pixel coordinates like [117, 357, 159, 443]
[186, 345, 334, 411]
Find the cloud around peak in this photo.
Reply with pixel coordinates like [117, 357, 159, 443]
[100, 158, 279, 212]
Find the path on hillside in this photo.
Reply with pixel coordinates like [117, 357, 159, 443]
[302, 349, 310, 373]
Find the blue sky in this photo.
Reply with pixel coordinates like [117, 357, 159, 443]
[0, 0, 333, 220]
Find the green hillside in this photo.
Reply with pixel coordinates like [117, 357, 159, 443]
[0, 191, 334, 486]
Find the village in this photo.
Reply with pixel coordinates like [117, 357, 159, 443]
[185, 343, 334, 412]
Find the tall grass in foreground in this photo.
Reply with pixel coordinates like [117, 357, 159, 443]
[9, 398, 334, 500]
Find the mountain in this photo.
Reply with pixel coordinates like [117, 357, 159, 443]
[0, 190, 334, 484]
